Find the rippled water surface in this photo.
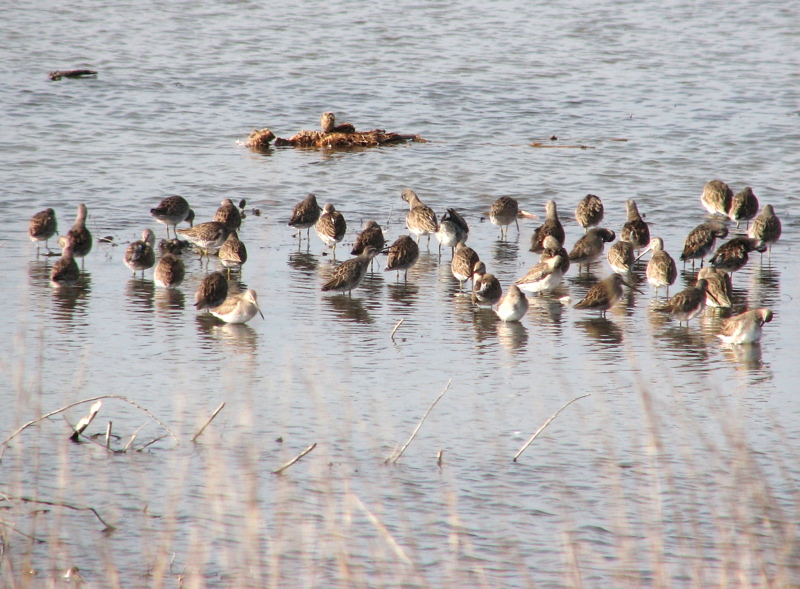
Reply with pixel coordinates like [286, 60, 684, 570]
[1, 0, 799, 586]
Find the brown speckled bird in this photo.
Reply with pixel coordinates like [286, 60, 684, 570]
[401, 189, 438, 248]
[747, 204, 781, 259]
[680, 221, 728, 269]
[385, 235, 420, 281]
[451, 242, 480, 291]
[530, 200, 565, 253]
[718, 308, 773, 344]
[194, 272, 228, 310]
[289, 193, 322, 242]
[621, 199, 649, 251]
[728, 187, 759, 229]
[700, 179, 733, 216]
[574, 273, 639, 317]
[569, 228, 616, 272]
[315, 203, 347, 259]
[636, 237, 677, 297]
[29, 208, 58, 254]
[150, 196, 194, 238]
[123, 229, 156, 277]
[321, 246, 379, 295]
[214, 198, 242, 232]
[471, 261, 503, 308]
[575, 194, 604, 233]
[154, 253, 186, 289]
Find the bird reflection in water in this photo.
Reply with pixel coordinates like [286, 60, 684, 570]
[194, 314, 258, 353]
[51, 272, 92, 326]
[525, 293, 565, 324]
[720, 342, 769, 373]
[748, 264, 781, 308]
[653, 323, 710, 366]
[28, 259, 53, 294]
[491, 238, 519, 268]
[497, 321, 528, 352]
[387, 281, 419, 307]
[155, 287, 186, 315]
[471, 307, 498, 346]
[575, 317, 623, 347]
[125, 278, 155, 314]
[288, 250, 319, 273]
[325, 294, 373, 324]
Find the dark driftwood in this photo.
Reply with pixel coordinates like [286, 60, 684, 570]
[49, 70, 97, 81]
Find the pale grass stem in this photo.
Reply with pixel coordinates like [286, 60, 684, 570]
[191, 401, 226, 442]
[513, 394, 591, 462]
[387, 379, 451, 464]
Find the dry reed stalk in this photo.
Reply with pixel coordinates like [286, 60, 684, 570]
[390, 319, 404, 341]
[512, 394, 591, 462]
[123, 423, 147, 452]
[387, 379, 452, 464]
[69, 400, 102, 442]
[191, 402, 226, 442]
[272, 443, 317, 475]
[0, 395, 179, 460]
[105, 421, 112, 449]
[350, 493, 413, 566]
[437, 450, 443, 468]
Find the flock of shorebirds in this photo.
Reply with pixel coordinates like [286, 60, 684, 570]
[27, 172, 780, 344]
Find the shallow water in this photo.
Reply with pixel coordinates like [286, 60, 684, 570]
[1, 0, 799, 586]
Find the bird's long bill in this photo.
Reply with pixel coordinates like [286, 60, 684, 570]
[634, 245, 652, 263]
[256, 302, 265, 319]
[517, 210, 539, 220]
[705, 289, 721, 307]
[622, 279, 644, 294]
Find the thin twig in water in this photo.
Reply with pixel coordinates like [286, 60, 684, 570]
[0, 519, 46, 543]
[191, 402, 226, 442]
[1, 395, 179, 461]
[437, 449, 444, 468]
[390, 318, 405, 341]
[105, 421, 112, 449]
[16, 496, 116, 532]
[351, 493, 412, 566]
[272, 443, 317, 475]
[123, 423, 148, 452]
[513, 394, 591, 462]
[388, 379, 452, 464]
[136, 435, 169, 452]
[386, 205, 394, 230]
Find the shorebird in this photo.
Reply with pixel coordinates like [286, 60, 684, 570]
[516, 255, 563, 295]
[384, 235, 419, 281]
[635, 237, 677, 297]
[680, 221, 728, 269]
[288, 193, 322, 242]
[158, 238, 193, 256]
[315, 203, 347, 259]
[621, 199, 649, 252]
[60, 203, 92, 268]
[154, 253, 186, 289]
[700, 179, 733, 216]
[728, 187, 759, 229]
[28, 208, 58, 254]
[530, 200, 565, 253]
[748, 204, 781, 259]
[210, 289, 264, 324]
[471, 261, 502, 308]
[321, 112, 336, 133]
[489, 196, 519, 239]
[194, 272, 228, 310]
[352, 220, 386, 255]
[219, 231, 247, 274]
[495, 284, 529, 322]
[401, 189, 438, 248]
[654, 278, 712, 325]
[575, 194, 604, 233]
[574, 273, 639, 317]
[123, 229, 156, 277]
[150, 196, 194, 238]
[50, 240, 80, 287]
[697, 267, 732, 308]
[451, 242, 480, 291]
[717, 308, 773, 344]
[568, 228, 615, 272]
[710, 237, 766, 278]
[540, 235, 570, 275]
[177, 222, 230, 261]
[436, 208, 469, 255]
[321, 246, 379, 295]
[607, 240, 635, 275]
[213, 198, 242, 232]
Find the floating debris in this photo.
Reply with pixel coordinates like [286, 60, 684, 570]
[243, 113, 426, 150]
[49, 69, 97, 81]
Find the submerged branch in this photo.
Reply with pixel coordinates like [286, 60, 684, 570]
[191, 402, 226, 442]
[272, 443, 317, 475]
[388, 379, 452, 464]
[16, 496, 116, 533]
[513, 394, 591, 462]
